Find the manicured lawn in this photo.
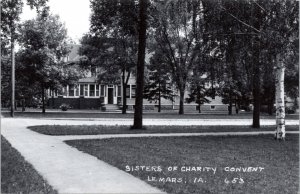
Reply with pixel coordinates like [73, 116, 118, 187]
[1, 136, 57, 194]
[1, 111, 299, 120]
[29, 125, 299, 136]
[66, 135, 299, 194]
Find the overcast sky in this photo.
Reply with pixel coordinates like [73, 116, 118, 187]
[20, 0, 91, 43]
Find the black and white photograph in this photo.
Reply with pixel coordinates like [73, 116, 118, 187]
[1, 0, 299, 193]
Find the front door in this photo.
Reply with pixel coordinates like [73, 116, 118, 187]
[108, 88, 114, 104]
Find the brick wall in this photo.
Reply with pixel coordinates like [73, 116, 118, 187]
[48, 96, 104, 109]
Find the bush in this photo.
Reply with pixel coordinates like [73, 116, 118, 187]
[59, 104, 69, 111]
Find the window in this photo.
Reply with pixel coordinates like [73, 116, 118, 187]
[80, 84, 84, 96]
[91, 65, 96, 76]
[117, 86, 121, 97]
[69, 85, 75, 96]
[100, 85, 105, 97]
[96, 85, 100, 96]
[212, 88, 216, 100]
[131, 85, 136, 98]
[210, 105, 215, 110]
[84, 84, 88, 96]
[75, 85, 79, 96]
[63, 86, 67, 96]
[90, 84, 95, 96]
[126, 85, 130, 98]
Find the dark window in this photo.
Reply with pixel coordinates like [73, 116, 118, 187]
[131, 85, 136, 98]
[80, 84, 84, 96]
[118, 86, 121, 97]
[126, 85, 130, 98]
[69, 85, 74, 96]
[96, 85, 99, 96]
[100, 85, 105, 97]
[90, 84, 95, 96]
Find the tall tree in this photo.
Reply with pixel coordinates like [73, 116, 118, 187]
[202, 0, 298, 129]
[1, 0, 49, 116]
[264, 0, 299, 139]
[143, 52, 174, 112]
[89, 0, 139, 114]
[152, 0, 205, 114]
[186, 77, 210, 113]
[18, 14, 73, 113]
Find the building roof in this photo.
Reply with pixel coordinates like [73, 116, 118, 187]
[67, 44, 81, 62]
[78, 77, 97, 83]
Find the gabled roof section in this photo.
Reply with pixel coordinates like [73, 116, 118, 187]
[67, 44, 81, 62]
[78, 76, 97, 83]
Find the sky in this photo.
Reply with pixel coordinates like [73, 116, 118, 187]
[20, 0, 91, 43]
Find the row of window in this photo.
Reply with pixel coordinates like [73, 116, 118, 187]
[49, 84, 136, 98]
[68, 84, 122, 97]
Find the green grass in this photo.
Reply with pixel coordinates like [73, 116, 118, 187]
[1, 136, 57, 194]
[66, 135, 299, 194]
[29, 125, 299, 136]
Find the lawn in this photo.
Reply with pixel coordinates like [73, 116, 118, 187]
[29, 125, 299, 136]
[66, 135, 299, 194]
[1, 136, 57, 194]
[1, 111, 299, 120]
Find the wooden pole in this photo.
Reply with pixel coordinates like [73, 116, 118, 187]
[10, 38, 15, 117]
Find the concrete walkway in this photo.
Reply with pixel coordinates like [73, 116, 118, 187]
[1, 117, 299, 193]
[1, 118, 165, 194]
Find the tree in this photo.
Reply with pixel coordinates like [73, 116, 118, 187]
[151, 0, 206, 115]
[132, 0, 148, 129]
[265, 0, 299, 139]
[17, 14, 73, 113]
[202, 0, 298, 129]
[89, 0, 139, 114]
[1, 0, 49, 116]
[186, 78, 210, 113]
[143, 52, 174, 112]
[79, 34, 137, 114]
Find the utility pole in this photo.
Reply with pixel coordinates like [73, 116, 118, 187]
[10, 37, 15, 117]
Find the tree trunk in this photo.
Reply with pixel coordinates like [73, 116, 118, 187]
[133, 0, 147, 129]
[179, 89, 184, 115]
[158, 83, 161, 112]
[228, 91, 232, 115]
[10, 38, 15, 117]
[235, 96, 239, 114]
[252, 66, 261, 128]
[122, 70, 130, 114]
[122, 82, 127, 114]
[197, 88, 201, 113]
[22, 98, 25, 112]
[42, 84, 46, 114]
[267, 97, 274, 115]
[275, 56, 285, 140]
[251, 4, 262, 128]
[252, 46, 261, 128]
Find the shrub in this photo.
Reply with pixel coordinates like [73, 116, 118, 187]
[59, 104, 69, 111]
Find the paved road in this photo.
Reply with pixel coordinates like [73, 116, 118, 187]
[1, 117, 299, 193]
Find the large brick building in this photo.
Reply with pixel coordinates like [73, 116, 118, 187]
[47, 45, 230, 113]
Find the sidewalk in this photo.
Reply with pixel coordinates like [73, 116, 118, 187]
[1, 117, 299, 193]
[1, 118, 165, 194]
